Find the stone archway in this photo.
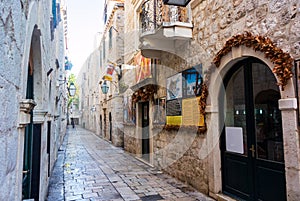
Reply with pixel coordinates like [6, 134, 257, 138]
[206, 39, 299, 200]
[17, 2, 43, 200]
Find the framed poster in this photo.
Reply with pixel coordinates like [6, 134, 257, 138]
[167, 73, 182, 100]
[124, 95, 135, 124]
[182, 65, 203, 97]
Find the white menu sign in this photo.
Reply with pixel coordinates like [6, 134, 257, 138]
[225, 127, 244, 154]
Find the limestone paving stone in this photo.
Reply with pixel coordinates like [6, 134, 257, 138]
[47, 127, 215, 201]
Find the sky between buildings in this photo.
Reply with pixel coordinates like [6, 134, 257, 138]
[66, 0, 104, 76]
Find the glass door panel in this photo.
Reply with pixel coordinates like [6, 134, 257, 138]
[252, 63, 284, 162]
[225, 67, 248, 156]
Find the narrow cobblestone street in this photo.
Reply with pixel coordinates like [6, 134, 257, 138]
[47, 126, 215, 201]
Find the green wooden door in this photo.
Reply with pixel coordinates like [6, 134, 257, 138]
[142, 102, 150, 161]
[22, 65, 34, 199]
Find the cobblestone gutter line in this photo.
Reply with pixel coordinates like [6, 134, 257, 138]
[46, 129, 70, 201]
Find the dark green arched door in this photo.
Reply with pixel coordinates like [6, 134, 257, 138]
[22, 63, 34, 199]
[221, 58, 286, 201]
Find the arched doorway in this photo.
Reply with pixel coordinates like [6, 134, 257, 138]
[220, 57, 286, 200]
[22, 26, 43, 201]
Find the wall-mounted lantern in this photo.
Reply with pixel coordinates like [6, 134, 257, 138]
[163, 0, 191, 6]
[68, 82, 76, 97]
[91, 105, 96, 112]
[101, 80, 109, 94]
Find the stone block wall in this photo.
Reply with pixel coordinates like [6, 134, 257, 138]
[153, 128, 209, 194]
[0, 1, 67, 200]
[124, 0, 140, 63]
[190, 0, 299, 68]
[124, 124, 140, 154]
[111, 95, 125, 147]
[147, 0, 300, 198]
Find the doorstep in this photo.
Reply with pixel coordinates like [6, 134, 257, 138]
[210, 193, 237, 201]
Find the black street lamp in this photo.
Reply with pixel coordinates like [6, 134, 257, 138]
[68, 82, 76, 97]
[101, 80, 109, 94]
[163, 0, 191, 6]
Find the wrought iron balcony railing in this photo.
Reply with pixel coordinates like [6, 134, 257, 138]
[141, 0, 190, 34]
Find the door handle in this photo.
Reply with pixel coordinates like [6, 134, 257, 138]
[249, 144, 255, 158]
[23, 170, 30, 174]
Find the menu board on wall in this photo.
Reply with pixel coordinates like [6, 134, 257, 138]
[225, 127, 244, 154]
[182, 97, 204, 126]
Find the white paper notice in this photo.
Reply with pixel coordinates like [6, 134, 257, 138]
[225, 127, 244, 154]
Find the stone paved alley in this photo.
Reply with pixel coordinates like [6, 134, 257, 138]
[47, 126, 215, 201]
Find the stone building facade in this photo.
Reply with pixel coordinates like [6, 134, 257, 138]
[77, 0, 125, 147]
[98, 0, 125, 146]
[79, 0, 300, 200]
[0, 0, 68, 200]
[123, 0, 300, 200]
[77, 50, 101, 133]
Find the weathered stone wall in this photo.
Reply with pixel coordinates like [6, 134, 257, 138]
[0, 1, 66, 200]
[0, 2, 24, 198]
[124, 0, 141, 63]
[124, 125, 140, 154]
[149, 0, 300, 198]
[115, 8, 125, 63]
[190, 0, 299, 68]
[152, 127, 209, 194]
[111, 95, 125, 147]
[78, 50, 100, 133]
[117, 63, 137, 150]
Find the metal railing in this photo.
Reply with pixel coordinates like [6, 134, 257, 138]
[141, 0, 190, 33]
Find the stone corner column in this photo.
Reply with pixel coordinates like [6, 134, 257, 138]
[279, 98, 300, 201]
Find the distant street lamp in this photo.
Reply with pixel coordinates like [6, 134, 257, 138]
[68, 82, 76, 97]
[163, 0, 191, 6]
[101, 80, 109, 94]
[91, 105, 96, 112]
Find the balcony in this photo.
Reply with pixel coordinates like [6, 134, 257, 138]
[139, 0, 193, 58]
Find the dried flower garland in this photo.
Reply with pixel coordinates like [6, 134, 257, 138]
[163, 125, 206, 134]
[213, 31, 293, 89]
[196, 82, 208, 133]
[198, 83, 208, 116]
[132, 85, 157, 103]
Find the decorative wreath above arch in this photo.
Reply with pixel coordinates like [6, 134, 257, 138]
[213, 31, 294, 90]
[196, 32, 294, 134]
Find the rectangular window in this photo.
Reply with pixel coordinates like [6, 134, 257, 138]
[104, 5, 107, 24]
[109, 27, 113, 49]
[52, 0, 57, 28]
[102, 40, 106, 60]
